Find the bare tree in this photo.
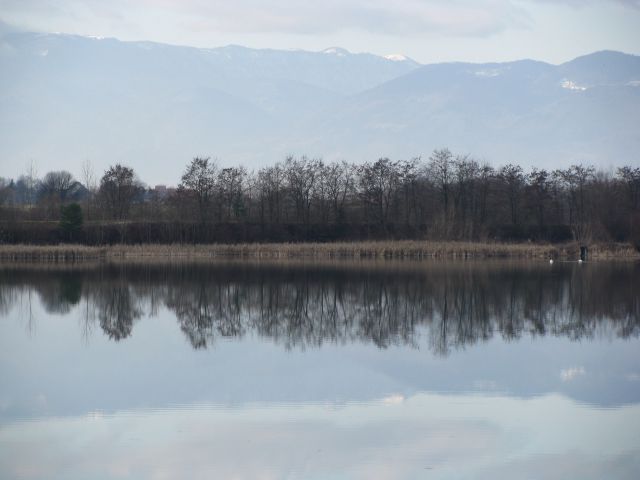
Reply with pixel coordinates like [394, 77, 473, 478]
[257, 163, 285, 224]
[285, 156, 319, 225]
[554, 165, 596, 241]
[81, 159, 97, 221]
[477, 163, 494, 228]
[397, 158, 420, 227]
[23, 160, 38, 209]
[359, 158, 399, 226]
[178, 157, 217, 224]
[39, 171, 76, 202]
[452, 155, 479, 235]
[218, 166, 247, 221]
[324, 161, 355, 223]
[99, 164, 140, 220]
[37, 170, 81, 218]
[498, 164, 525, 225]
[0, 178, 14, 208]
[428, 148, 454, 213]
[617, 166, 640, 211]
[528, 168, 551, 229]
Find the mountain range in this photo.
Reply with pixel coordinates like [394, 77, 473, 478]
[1, 29, 639, 184]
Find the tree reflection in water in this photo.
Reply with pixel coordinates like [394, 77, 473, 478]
[0, 261, 638, 354]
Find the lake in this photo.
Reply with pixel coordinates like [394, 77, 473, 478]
[1, 260, 639, 479]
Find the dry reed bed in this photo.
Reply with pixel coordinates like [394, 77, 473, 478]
[0, 241, 637, 263]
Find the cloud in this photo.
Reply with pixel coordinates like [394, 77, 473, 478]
[527, 0, 640, 7]
[560, 366, 586, 382]
[1, 0, 638, 50]
[381, 393, 405, 405]
[2, 393, 639, 479]
[0, 0, 532, 37]
[181, 0, 531, 37]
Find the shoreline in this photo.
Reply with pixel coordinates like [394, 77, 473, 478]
[0, 241, 637, 263]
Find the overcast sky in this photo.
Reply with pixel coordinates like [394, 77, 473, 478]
[1, 0, 639, 63]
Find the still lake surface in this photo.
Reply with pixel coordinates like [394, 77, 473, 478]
[0, 260, 639, 479]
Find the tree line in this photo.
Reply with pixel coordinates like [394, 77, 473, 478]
[0, 150, 639, 245]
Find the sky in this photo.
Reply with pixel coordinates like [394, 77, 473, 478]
[1, 0, 639, 64]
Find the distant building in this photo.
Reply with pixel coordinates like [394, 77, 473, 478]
[148, 185, 176, 200]
[154, 185, 168, 198]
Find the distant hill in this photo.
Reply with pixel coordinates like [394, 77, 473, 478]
[0, 30, 638, 184]
[309, 51, 640, 169]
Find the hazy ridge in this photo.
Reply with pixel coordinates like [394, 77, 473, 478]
[1, 30, 639, 183]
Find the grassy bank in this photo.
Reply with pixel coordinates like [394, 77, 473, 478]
[0, 241, 637, 263]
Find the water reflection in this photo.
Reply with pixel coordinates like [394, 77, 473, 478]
[1, 261, 638, 354]
[1, 261, 640, 479]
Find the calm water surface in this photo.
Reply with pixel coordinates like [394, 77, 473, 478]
[0, 260, 639, 479]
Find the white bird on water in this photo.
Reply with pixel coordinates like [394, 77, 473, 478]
[549, 258, 554, 264]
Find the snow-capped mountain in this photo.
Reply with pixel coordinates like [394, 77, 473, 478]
[0, 29, 638, 184]
[304, 51, 640, 169]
